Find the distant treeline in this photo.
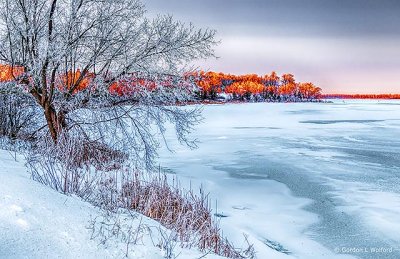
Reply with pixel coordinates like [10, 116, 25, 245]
[322, 94, 400, 99]
[1, 64, 323, 102]
[189, 71, 322, 102]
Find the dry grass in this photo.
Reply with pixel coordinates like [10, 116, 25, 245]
[53, 135, 128, 171]
[27, 135, 127, 197]
[26, 136, 255, 258]
[118, 170, 255, 258]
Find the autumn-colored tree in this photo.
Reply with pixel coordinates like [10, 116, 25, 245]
[263, 71, 280, 100]
[225, 81, 264, 99]
[193, 70, 322, 102]
[298, 82, 322, 100]
[278, 74, 297, 100]
[0, 65, 24, 82]
[59, 70, 94, 93]
[237, 74, 262, 84]
[196, 71, 223, 99]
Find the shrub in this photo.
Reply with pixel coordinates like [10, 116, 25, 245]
[0, 93, 40, 141]
[26, 133, 127, 197]
[26, 141, 255, 258]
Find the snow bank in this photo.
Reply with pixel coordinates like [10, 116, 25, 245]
[0, 150, 220, 259]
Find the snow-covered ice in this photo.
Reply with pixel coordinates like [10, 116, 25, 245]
[159, 100, 400, 259]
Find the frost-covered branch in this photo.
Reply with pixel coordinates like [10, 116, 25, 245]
[0, 0, 217, 170]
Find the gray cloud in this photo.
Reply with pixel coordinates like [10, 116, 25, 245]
[147, 0, 400, 37]
[146, 0, 400, 93]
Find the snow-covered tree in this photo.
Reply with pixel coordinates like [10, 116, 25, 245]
[0, 0, 216, 169]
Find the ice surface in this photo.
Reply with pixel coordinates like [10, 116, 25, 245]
[159, 100, 400, 259]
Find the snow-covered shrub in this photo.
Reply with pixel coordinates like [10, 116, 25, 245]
[26, 146, 255, 258]
[0, 92, 41, 141]
[26, 133, 126, 196]
[27, 149, 92, 196]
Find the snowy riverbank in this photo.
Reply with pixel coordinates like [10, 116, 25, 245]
[0, 151, 223, 259]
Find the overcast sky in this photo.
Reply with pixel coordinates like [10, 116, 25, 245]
[146, 0, 400, 94]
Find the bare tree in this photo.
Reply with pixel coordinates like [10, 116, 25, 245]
[0, 0, 216, 169]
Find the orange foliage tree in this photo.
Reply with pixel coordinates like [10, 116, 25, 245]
[0, 64, 24, 82]
[263, 71, 280, 99]
[58, 70, 94, 93]
[225, 81, 265, 100]
[278, 74, 297, 100]
[196, 71, 224, 99]
[298, 83, 322, 100]
[195, 70, 322, 101]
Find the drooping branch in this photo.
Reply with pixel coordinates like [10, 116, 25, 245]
[0, 0, 217, 168]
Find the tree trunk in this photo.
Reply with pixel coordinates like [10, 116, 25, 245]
[43, 102, 66, 143]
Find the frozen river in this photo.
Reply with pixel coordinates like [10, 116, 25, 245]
[159, 100, 400, 259]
